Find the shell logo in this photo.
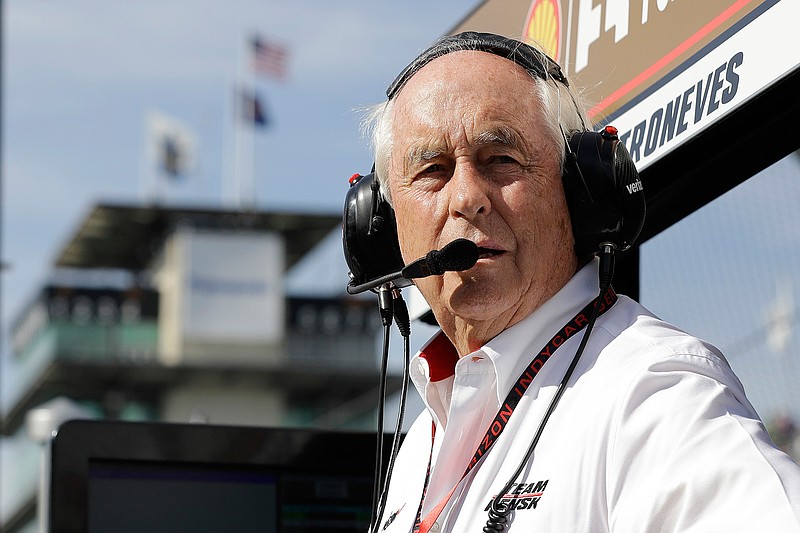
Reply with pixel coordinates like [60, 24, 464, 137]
[523, 0, 562, 61]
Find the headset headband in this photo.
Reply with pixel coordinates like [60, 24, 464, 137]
[386, 31, 568, 100]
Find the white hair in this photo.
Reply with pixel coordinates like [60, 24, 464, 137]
[361, 53, 591, 205]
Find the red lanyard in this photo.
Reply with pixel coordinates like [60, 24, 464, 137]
[411, 288, 617, 532]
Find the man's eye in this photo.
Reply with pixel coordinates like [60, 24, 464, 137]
[421, 163, 444, 174]
[413, 164, 448, 181]
[491, 155, 517, 164]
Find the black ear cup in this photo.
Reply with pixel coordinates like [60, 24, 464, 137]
[342, 173, 405, 289]
[562, 127, 646, 257]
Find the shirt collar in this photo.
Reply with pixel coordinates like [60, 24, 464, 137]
[418, 330, 460, 382]
[410, 258, 601, 403]
[483, 259, 601, 403]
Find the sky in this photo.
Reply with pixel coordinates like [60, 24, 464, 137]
[1, 1, 483, 339]
[0, 0, 492, 420]
[1, 0, 798, 426]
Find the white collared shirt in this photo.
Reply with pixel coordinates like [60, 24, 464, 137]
[377, 260, 800, 532]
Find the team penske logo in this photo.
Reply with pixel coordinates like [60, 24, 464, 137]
[485, 479, 549, 512]
[523, 0, 561, 61]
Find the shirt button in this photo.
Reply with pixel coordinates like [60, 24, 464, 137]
[431, 522, 440, 532]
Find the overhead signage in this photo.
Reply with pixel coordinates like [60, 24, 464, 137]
[453, 0, 800, 168]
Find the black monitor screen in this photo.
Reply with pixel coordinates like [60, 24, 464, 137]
[50, 420, 384, 533]
[88, 461, 279, 533]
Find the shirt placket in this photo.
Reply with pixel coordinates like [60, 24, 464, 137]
[422, 357, 498, 523]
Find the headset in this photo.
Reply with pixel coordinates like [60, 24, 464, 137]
[343, 31, 646, 291]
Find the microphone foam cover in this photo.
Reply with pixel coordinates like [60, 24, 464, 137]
[427, 239, 479, 275]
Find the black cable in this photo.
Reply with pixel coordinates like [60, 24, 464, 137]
[374, 346, 410, 529]
[370, 323, 391, 531]
[484, 246, 616, 531]
[484, 285, 605, 530]
[371, 291, 413, 532]
[387, 294, 412, 466]
[370, 285, 394, 532]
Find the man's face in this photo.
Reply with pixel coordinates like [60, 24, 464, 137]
[387, 51, 578, 337]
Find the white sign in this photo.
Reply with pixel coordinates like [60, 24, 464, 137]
[608, 0, 800, 169]
[182, 230, 284, 344]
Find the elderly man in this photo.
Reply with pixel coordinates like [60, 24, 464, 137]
[350, 32, 800, 532]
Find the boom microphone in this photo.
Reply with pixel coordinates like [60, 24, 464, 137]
[401, 239, 479, 279]
[346, 239, 479, 295]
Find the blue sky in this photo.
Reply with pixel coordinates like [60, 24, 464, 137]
[0, 1, 485, 416]
[1, 0, 481, 331]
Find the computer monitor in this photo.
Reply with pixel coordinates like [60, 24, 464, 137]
[49, 419, 389, 533]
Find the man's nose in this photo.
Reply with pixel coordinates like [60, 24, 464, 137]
[449, 163, 491, 220]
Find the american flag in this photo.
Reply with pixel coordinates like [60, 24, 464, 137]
[250, 35, 287, 80]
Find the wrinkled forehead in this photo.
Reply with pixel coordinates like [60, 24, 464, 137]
[387, 31, 567, 100]
[389, 52, 545, 137]
[388, 52, 558, 174]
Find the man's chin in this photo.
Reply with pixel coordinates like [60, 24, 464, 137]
[445, 278, 513, 318]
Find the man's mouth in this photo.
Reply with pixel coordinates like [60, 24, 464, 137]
[477, 247, 503, 259]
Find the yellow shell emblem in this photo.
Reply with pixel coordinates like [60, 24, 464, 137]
[524, 0, 561, 61]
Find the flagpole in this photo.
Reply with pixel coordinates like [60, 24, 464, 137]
[244, 68, 257, 211]
[140, 112, 154, 204]
[143, 111, 163, 205]
[234, 36, 258, 212]
[231, 38, 247, 211]
[235, 33, 286, 211]
[222, 75, 236, 208]
[234, 59, 245, 210]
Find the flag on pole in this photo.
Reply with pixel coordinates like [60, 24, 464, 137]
[146, 112, 196, 180]
[238, 87, 268, 128]
[249, 35, 288, 80]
